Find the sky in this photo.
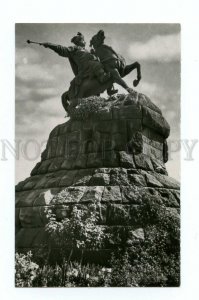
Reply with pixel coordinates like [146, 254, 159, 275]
[15, 23, 180, 184]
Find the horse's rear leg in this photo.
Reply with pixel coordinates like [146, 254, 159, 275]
[108, 68, 136, 95]
[123, 61, 141, 87]
[110, 68, 130, 90]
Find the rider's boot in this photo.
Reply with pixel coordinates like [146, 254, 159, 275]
[107, 85, 118, 96]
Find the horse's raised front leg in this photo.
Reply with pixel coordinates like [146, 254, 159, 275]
[123, 61, 141, 87]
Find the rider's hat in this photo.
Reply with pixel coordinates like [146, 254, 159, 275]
[71, 32, 85, 45]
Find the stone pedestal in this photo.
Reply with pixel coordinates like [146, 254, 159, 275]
[15, 93, 180, 264]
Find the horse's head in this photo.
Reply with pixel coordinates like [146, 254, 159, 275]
[90, 30, 105, 49]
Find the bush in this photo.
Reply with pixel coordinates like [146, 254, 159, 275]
[15, 195, 180, 287]
[15, 255, 112, 287]
[44, 204, 109, 262]
[15, 251, 39, 287]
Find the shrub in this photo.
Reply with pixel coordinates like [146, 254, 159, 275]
[15, 251, 39, 287]
[45, 204, 108, 261]
[15, 255, 112, 287]
[15, 195, 180, 287]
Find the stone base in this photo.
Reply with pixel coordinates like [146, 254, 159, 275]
[15, 93, 179, 266]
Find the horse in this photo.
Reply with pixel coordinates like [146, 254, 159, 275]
[56, 30, 140, 114]
[62, 75, 114, 112]
[59, 44, 117, 113]
[90, 30, 142, 93]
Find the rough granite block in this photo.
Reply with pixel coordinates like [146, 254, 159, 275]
[142, 106, 170, 138]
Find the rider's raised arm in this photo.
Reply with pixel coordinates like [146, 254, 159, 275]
[42, 43, 70, 57]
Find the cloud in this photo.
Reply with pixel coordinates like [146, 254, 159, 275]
[16, 46, 65, 84]
[16, 64, 55, 82]
[128, 33, 180, 62]
[16, 47, 42, 65]
[15, 85, 32, 101]
[16, 97, 64, 137]
[15, 48, 64, 103]
[166, 152, 180, 182]
[38, 97, 64, 117]
[15, 48, 67, 140]
[16, 84, 58, 102]
[137, 81, 159, 96]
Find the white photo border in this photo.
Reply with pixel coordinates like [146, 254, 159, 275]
[0, 0, 199, 299]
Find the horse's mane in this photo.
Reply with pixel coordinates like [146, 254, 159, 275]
[100, 44, 125, 64]
[101, 44, 119, 57]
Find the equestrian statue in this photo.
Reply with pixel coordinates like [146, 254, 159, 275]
[27, 31, 142, 114]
